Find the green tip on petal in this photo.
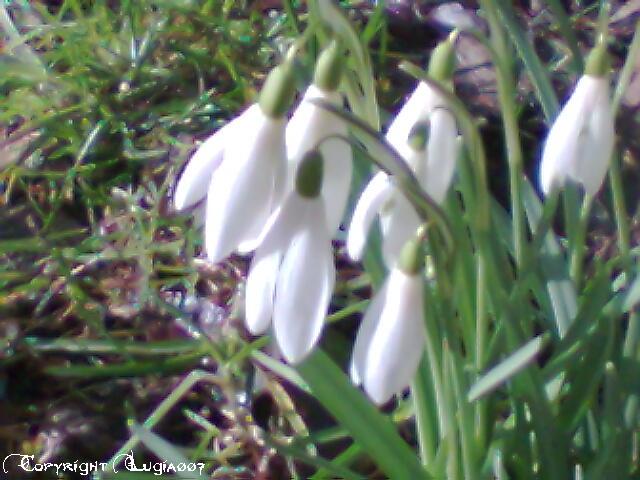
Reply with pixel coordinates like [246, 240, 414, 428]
[259, 61, 297, 118]
[585, 41, 610, 77]
[314, 39, 343, 92]
[408, 121, 429, 151]
[296, 150, 324, 198]
[428, 33, 457, 83]
[398, 236, 424, 275]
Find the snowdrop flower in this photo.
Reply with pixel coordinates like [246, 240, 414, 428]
[174, 61, 296, 263]
[245, 151, 335, 363]
[347, 37, 458, 266]
[286, 41, 352, 233]
[540, 43, 614, 196]
[351, 237, 426, 404]
[385, 32, 457, 165]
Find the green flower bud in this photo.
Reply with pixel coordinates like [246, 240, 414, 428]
[296, 150, 324, 198]
[585, 41, 610, 77]
[408, 121, 429, 151]
[259, 61, 297, 118]
[428, 32, 457, 83]
[314, 40, 344, 92]
[398, 236, 424, 275]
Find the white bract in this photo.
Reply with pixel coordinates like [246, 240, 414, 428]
[539, 74, 614, 196]
[351, 266, 426, 405]
[347, 82, 457, 266]
[286, 84, 352, 233]
[245, 154, 335, 364]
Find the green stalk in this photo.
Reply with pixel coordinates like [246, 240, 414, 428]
[612, 21, 640, 116]
[562, 182, 580, 263]
[474, 257, 488, 449]
[608, 21, 640, 428]
[478, 0, 527, 269]
[569, 195, 593, 289]
[543, 0, 584, 73]
[411, 363, 437, 466]
[448, 349, 480, 480]
[442, 343, 461, 480]
[492, 0, 559, 120]
[422, 285, 448, 440]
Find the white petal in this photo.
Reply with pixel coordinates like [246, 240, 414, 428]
[346, 172, 393, 261]
[350, 279, 389, 385]
[245, 194, 308, 334]
[205, 105, 286, 263]
[571, 77, 614, 196]
[363, 269, 426, 405]
[321, 136, 353, 233]
[286, 85, 351, 232]
[423, 108, 458, 204]
[273, 200, 335, 363]
[381, 193, 421, 268]
[385, 82, 434, 153]
[174, 113, 246, 211]
[286, 86, 341, 160]
[539, 75, 596, 195]
[246, 247, 282, 334]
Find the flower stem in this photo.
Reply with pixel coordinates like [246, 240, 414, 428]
[608, 22, 640, 428]
[411, 362, 437, 466]
[474, 256, 488, 449]
[478, 0, 527, 271]
[569, 195, 592, 289]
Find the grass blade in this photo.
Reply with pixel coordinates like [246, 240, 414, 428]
[297, 350, 428, 479]
[468, 335, 548, 402]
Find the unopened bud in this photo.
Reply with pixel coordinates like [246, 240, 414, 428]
[314, 40, 344, 92]
[259, 61, 297, 118]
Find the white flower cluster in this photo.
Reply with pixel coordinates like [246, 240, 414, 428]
[174, 36, 616, 405]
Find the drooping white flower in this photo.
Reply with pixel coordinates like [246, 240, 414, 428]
[286, 40, 352, 233]
[539, 74, 614, 196]
[351, 240, 426, 405]
[245, 151, 335, 363]
[173, 62, 296, 263]
[347, 36, 458, 266]
[347, 103, 458, 266]
[204, 104, 288, 261]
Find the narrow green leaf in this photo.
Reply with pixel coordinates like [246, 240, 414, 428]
[45, 351, 204, 378]
[543, 0, 584, 73]
[492, 0, 559, 121]
[251, 350, 310, 393]
[310, 443, 363, 480]
[297, 350, 428, 479]
[131, 425, 206, 480]
[558, 321, 613, 431]
[522, 180, 577, 337]
[468, 335, 547, 402]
